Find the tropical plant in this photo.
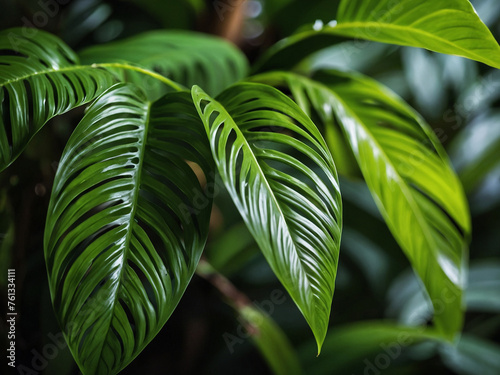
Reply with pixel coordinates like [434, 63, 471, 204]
[1, 0, 499, 374]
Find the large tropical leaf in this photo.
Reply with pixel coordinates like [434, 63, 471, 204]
[191, 82, 342, 352]
[79, 30, 249, 98]
[251, 70, 470, 339]
[0, 28, 115, 172]
[44, 84, 213, 375]
[254, 0, 500, 72]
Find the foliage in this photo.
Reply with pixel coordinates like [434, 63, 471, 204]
[1, 0, 499, 374]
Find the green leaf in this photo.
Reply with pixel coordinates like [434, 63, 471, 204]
[387, 260, 500, 328]
[191, 83, 342, 352]
[79, 30, 249, 99]
[0, 28, 115, 172]
[44, 84, 213, 375]
[254, 0, 500, 72]
[252, 70, 470, 339]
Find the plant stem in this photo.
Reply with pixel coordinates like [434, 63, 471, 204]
[196, 258, 251, 310]
[92, 63, 185, 92]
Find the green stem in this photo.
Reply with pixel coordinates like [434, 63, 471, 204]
[92, 63, 185, 92]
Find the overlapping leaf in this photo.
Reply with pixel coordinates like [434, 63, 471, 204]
[254, 0, 500, 72]
[79, 30, 249, 98]
[192, 83, 342, 351]
[44, 84, 213, 375]
[0, 28, 114, 171]
[251, 70, 470, 339]
[248, 72, 360, 177]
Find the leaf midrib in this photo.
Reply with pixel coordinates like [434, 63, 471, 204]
[0, 65, 90, 86]
[1, 62, 183, 91]
[91, 100, 152, 374]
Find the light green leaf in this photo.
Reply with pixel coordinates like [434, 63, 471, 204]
[0, 28, 115, 172]
[251, 70, 470, 339]
[44, 84, 213, 375]
[254, 0, 500, 72]
[191, 83, 342, 352]
[79, 30, 249, 99]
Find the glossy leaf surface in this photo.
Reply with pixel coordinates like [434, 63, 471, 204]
[192, 83, 342, 352]
[79, 30, 248, 98]
[44, 84, 213, 375]
[252, 70, 470, 339]
[255, 0, 500, 72]
[0, 28, 114, 171]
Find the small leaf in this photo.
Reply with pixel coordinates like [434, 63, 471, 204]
[192, 83, 342, 352]
[44, 84, 213, 375]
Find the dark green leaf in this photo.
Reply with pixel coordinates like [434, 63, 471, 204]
[79, 30, 249, 99]
[44, 84, 213, 375]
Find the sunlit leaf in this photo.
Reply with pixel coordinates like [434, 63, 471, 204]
[79, 30, 249, 99]
[254, 0, 500, 72]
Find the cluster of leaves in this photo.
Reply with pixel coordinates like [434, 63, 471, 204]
[1, 0, 499, 374]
